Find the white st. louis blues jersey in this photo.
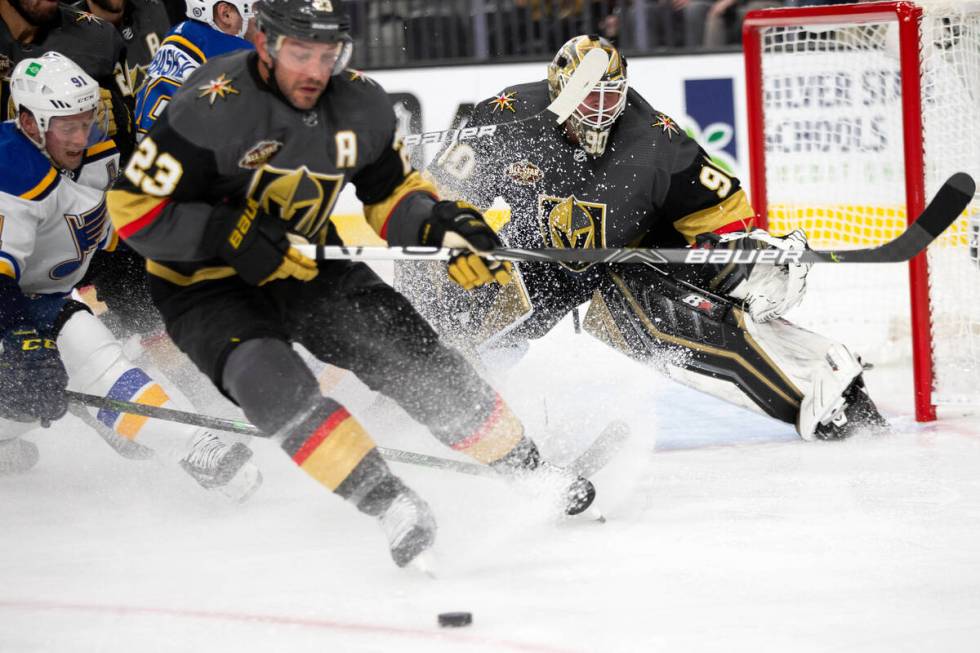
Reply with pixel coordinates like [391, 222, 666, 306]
[0, 121, 119, 296]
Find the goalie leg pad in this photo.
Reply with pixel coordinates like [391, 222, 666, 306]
[598, 267, 804, 424]
[599, 266, 886, 439]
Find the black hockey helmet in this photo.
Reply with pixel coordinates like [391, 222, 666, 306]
[257, 0, 353, 73]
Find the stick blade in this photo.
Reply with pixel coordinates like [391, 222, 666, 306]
[545, 47, 610, 124]
[916, 172, 976, 238]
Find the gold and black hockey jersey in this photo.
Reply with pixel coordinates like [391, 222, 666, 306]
[70, 0, 173, 97]
[107, 50, 438, 286]
[427, 80, 756, 265]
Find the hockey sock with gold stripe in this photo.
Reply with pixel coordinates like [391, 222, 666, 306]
[279, 398, 406, 516]
[445, 393, 528, 465]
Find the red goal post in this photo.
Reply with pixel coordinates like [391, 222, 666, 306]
[742, 1, 980, 421]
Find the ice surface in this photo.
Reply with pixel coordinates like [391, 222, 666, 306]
[2, 315, 979, 652]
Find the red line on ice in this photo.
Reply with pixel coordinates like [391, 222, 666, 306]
[0, 598, 581, 653]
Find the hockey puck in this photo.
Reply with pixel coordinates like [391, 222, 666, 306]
[437, 612, 473, 628]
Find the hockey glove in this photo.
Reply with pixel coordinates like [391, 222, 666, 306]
[97, 88, 118, 139]
[0, 327, 69, 426]
[211, 200, 318, 286]
[693, 229, 811, 322]
[419, 200, 512, 290]
[733, 229, 811, 322]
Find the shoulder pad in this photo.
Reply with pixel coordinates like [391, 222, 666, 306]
[0, 125, 60, 201]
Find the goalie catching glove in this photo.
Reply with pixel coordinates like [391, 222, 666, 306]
[0, 327, 69, 426]
[210, 200, 319, 286]
[419, 200, 513, 290]
[691, 229, 812, 323]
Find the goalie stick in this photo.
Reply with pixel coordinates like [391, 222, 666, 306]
[401, 48, 609, 147]
[301, 172, 975, 266]
[67, 391, 626, 479]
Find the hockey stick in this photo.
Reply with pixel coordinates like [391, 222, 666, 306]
[301, 172, 975, 266]
[67, 391, 626, 480]
[402, 48, 609, 147]
[66, 390, 495, 477]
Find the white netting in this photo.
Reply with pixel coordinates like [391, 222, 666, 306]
[755, 1, 980, 408]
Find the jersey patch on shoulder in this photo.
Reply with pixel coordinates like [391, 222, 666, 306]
[488, 91, 518, 113]
[652, 113, 680, 139]
[197, 73, 239, 105]
[346, 69, 376, 85]
[73, 9, 104, 24]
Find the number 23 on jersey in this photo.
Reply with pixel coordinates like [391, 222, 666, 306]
[125, 137, 184, 196]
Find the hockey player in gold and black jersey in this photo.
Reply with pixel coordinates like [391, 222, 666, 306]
[413, 35, 888, 442]
[107, 0, 597, 568]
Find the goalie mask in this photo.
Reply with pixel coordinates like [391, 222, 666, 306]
[185, 0, 256, 38]
[548, 35, 627, 157]
[257, 0, 353, 75]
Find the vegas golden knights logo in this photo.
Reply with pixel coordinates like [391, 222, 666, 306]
[538, 194, 607, 271]
[246, 165, 344, 241]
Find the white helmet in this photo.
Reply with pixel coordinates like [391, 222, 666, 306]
[10, 52, 100, 145]
[186, 0, 255, 38]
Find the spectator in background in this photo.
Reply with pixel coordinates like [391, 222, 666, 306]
[656, 0, 781, 47]
[513, 0, 585, 52]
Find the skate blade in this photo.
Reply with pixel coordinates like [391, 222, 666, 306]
[581, 505, 606, 523]
[218, 467, 263, 504]
[564, 504, 605, 524]
[406, 551, 437, 579]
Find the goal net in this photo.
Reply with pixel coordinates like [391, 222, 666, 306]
[743, 0, 980, 420]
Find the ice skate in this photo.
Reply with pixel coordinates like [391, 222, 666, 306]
[799, 345, 889, 441]
[811, 377, 890, 441]
[0, 437, 40, 475]
[492, 441, 597, 517]
[378, 489, 437, 568]
[179, 432, 263, 503]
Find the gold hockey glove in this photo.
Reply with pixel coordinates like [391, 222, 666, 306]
[211, 200, 318, 286]
[97, 88, 118, 138]
[419, 200, 512, 290]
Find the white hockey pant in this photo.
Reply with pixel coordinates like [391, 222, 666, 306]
[57, 309, 209, 461]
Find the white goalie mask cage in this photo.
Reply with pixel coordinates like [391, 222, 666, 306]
[548, 35, 629, 156]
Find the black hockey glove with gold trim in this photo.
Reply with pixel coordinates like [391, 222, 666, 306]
[210, 200, 318, 286]
[419, 200, 512, 290]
